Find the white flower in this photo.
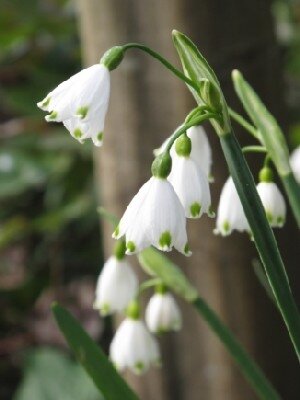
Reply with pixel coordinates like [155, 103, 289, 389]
[186, 125, 212, 177]
[113, 177, 191, 256]
[37, 64, 110, 146]
[110, 319, 161, 374]
[145, 292, 182, 333]
[215, 177, 249, 236]
[93, 256, 138, 316]
[290, 146, 300, 184]
[256, 182, 286, 227]
[168, 154, 212, 218]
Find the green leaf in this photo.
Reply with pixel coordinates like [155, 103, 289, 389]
[52, 304, 139, 400]
[231, 70, 291, 176]
[138, 247, 198, 302]
[14, 347, 103, 400]
[172, 30, 230, 135]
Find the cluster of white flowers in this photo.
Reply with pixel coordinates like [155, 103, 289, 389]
[94, 244, 182, 374]
[38, 58, 293, 377]
[215, 166, 286, 236]
[113, 127, 213, 256]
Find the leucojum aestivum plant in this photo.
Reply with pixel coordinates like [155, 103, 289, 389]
[37, 31, 300, 400]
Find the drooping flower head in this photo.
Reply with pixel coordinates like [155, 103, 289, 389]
[113, 153, 191, 256]
[110, 301, 161, 374]
[93, 243, 138, 316]
[215, 177, 249, 236]
[168, 133, 213, 218]
[256, 167, 286, 228]
[145, 288, 182, 333]
[37, 46, 124, 146]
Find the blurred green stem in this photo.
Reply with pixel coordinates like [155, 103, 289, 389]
[229, 108, 258, 138]
[122, 43, 199, 91]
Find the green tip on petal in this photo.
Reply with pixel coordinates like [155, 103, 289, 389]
[46, 111, 58, 121]
[277, 215, 285, 227]
[222, 220, 230, 234]
[97, 132, 103, 142]
[73, 128, 83, 139]
[38, 96, 51, 109]
[134, 361, 145, 375]
[208, 205, 215, 218]
[190, 202, 201, 217]
[126, 241, 136, 253]
[76, 106, 89, 119]
[159, 231, 172, 250]
[112, 225, 120, 238]
[184, 242, 192, 256]
[99, 303, 111, 316]
[266, 210, 273, 224]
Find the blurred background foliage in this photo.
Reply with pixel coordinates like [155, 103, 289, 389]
[0, 0, 300, 399]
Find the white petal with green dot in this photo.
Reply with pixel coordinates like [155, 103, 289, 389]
[215, 177, 249, 236]
[37, 64, 110, 146]
[109, 319, 161, 374]
[115, 177, 190, 255]
[93, 256, 138, 315]
[256, 182, 286, 228]
[145, 293, 182, 333]
[168, 155, 211, 218]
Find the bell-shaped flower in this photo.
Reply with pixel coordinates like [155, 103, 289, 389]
[37, 64, 110, 146]
[110, 318, 161, 375]
[113, 176, 191, 256]
[145, 292, 182, 333]
[290, 146, 300, 184]
[169, 154, 212, 219]
[256, 182, 286, 227]
[93, 256, 138, 316]
[215, 177, 249, 236]
[168, 132, 212, 218]
[186, 125, 212, 178]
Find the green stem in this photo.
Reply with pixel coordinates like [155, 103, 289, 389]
[242, 145, 266, 154]
[165, 112, 217, 152]
[193, 297, 281, 400]
[122, 43, 199, 92]
[220, 131, 300, 360]
[281, 171, 300, 227]
[229, 108, 258, 139]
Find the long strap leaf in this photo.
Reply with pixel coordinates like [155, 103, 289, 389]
[52, 303, 139, 400]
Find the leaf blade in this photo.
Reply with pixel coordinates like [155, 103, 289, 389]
[52, 304, 139, 400]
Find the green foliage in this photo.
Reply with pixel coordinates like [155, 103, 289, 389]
[138, 247, 198, 302]
[52, 304, 139, 400]
[14, 347, 103, 400]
